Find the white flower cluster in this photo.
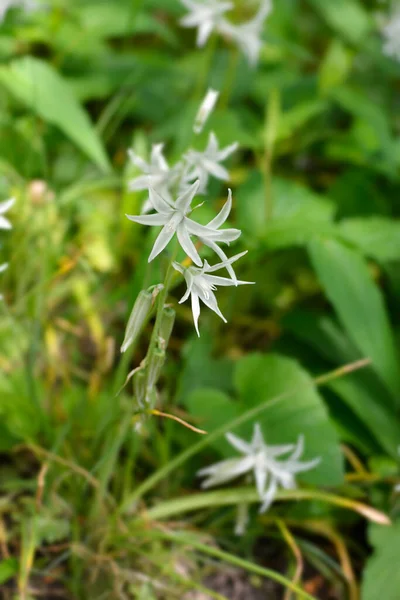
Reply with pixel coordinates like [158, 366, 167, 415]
[382, 7, 400, 61]
[0, 198, 15, 301]
[0, 0, 38, 22]
[179, 0, 273, 65]
[126, 91, 252, 335]
[198, 423, 320, 513]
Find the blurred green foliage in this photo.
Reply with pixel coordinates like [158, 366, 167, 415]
[1, 0, 400, 598]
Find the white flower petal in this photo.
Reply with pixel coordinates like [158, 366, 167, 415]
[126, 213, 168, 226]
[177, 222, 202, 267]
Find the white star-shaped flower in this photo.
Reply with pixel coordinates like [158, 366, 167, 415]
[220, 0, 273, 66]
[172, 253, 252, 335]
[128, 144, 180, 213]
[184, 132, 238, 193]
[126, 181, 241, 269]
[180, 0, 233, 47]
[382, 9, 400, 61]
[198, 423, 320, 513]
[0, 198, 15, 230]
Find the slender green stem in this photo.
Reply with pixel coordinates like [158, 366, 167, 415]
[138, 486, 389, 525]
[118, 358, 370, 513]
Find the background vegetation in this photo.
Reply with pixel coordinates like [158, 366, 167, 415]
[1, 0, 400, 598]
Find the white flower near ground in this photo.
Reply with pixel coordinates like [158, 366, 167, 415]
[0, 198, 15, 230]
[180, 0, 233, 47]
[220, 0, 273, 66]
[184, 132, 238, 194]
[198, 423, 320, 513]
[382, 8, 400, 61]
[172, 252, 252, 335]
[126, 181, 240, 268]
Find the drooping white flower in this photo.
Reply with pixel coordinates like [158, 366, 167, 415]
[180, 0, 233, 47]
[172, 253, 252, 335]
[126, 181, 241, 269]
[382, 9, 400, 61]
[198, 423, 320, 513]
[0, 198, 15, 230]
[220, 0, 273, 66]
[193, 88, 220, 134]
[184, 132, 238, 193]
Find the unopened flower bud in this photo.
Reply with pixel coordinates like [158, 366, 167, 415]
[193, 88, 219, 134]
[121, 289, 153, 353]
[158, 306, 175, 350]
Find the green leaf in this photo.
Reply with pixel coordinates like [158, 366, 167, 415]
[185, 388, 240, 454]
[0, 558, 18, 585]
[236, 175, 335, 245]
[0, 57, 110, 172]
[362, 522, 400, 600]
[318, 40, 353, 93]
[339, 217, 400, 263]
[329, 375, 400, 457]
[234, 353, 344, 486]
[308, 238, 400, 400]
[308, 0, 371, 44]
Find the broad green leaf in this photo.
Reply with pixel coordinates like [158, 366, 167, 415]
[318, 40, 353, 93]
[0, 57, 110, 172]
[0, 558, 18, 585]
[339, 217, 400, 263]
[308, 238, 400, 400]
[236, 174, 335, 244]
[277, 99, 328, 141]
[362, 522, 400, 600]
[234, 353, 344, 486]
[185, 388, 240, 454]
[308, 0, 371, 44]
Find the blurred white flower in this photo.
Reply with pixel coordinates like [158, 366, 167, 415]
[128, 145, 180, 213]
[194, 88, 220, 134]
[220, 0, 273, 65]
[0, 0, 38, 21]
[184, 132, 238, 193]
[382, 9, 400, 61]
[172, 252, 252, 335]
[198, 423, 320, 513]
[180, 0, 233, 47]
[0, 198, 15, 230]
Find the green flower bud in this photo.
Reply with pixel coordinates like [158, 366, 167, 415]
[158, 306, 176, 350]
[121, 289, 153, 353]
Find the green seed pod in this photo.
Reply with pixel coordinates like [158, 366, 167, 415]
[134, 370, 146, 408]
[147, 347, 166, 391]
[121, 289, 153, 353]
[158, 306, 176, 350]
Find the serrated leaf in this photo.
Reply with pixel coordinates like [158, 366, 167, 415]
[308, 238, 400, 400]
[0, 57, 110, 172]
